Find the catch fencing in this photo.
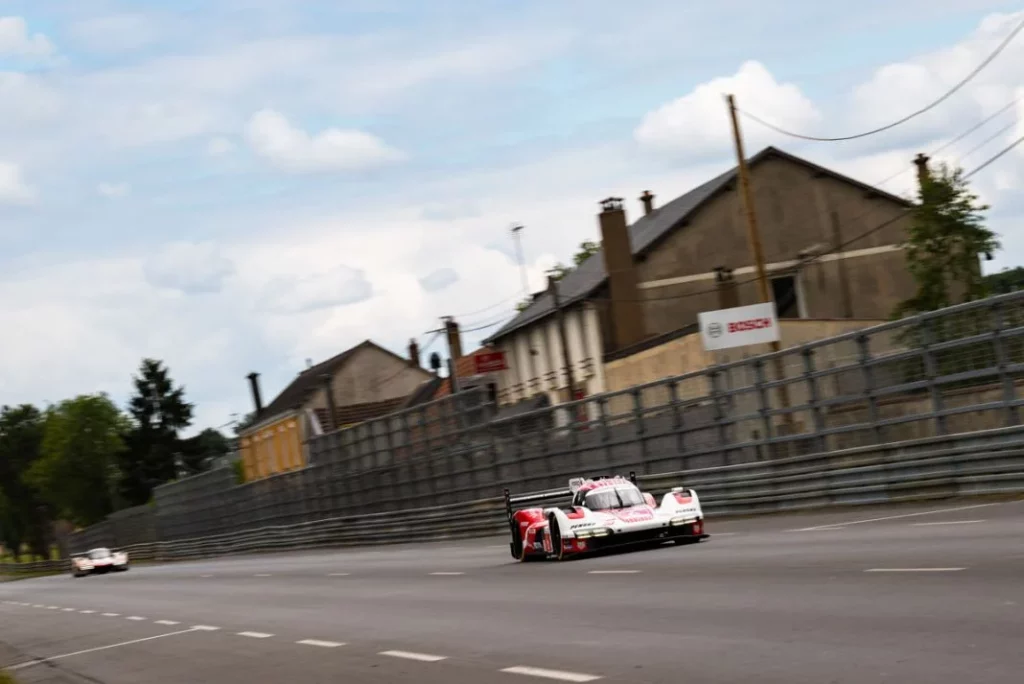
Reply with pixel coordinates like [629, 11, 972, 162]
[64, 291, 1024, 556]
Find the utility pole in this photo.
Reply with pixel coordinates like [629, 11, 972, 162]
[726, 94, 794, 431]
[548, 274, 577, 417]
[511, 224, 530, 301]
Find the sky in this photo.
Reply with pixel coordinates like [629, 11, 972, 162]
[1, 0, 1023, 435]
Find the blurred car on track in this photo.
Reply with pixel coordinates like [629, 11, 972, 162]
[504, 473, 709, 561]
[71, 547, 130, 577]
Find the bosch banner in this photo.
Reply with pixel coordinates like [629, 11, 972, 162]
[698, 302, 781, 351]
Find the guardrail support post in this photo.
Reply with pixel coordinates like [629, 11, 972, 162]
[857, 334, 883, 445]
[990, 301, 1020, 427]
[802, 348, 827, 454]
[921, 318, 948, 436]
[631, 389, 648, 473]
[707, 367, 731, 465]
[752, 359, 775, 459]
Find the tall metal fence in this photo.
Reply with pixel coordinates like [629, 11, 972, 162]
[66, 292, 1024, 553]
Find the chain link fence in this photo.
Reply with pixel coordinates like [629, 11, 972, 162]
[66, 292, 1024, 555]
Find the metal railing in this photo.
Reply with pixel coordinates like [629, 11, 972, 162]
[64, 292, 1024, 557]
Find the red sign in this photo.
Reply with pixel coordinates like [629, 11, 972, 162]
[473, 350, 507, 374]
[727, 317, 772, 333]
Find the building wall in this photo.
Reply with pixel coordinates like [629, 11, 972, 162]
[239, 413, 305, 480]
[636, 155, 915, 334]
[494, 303, 607, 408]
[304, 345, 432, 410]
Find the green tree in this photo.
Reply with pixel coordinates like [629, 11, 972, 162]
[178, 428, 231, 474]
[983, 266, 1024, 294]
[26, 395, 127, 527]
[894, 162, 1000, 317]
[0, 405, 48, 560]
[119, 359, 195, 505]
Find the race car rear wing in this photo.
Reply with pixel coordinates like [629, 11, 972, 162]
[502, 472, 639, 524]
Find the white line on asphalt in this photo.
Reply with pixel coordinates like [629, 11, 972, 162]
[864, 568, 967, 573]
[191, 625, 220, 631]
[126, 616, 146, 621]
[46, 606, 59, 610]
[155, 620, 180, 625]
[379, 650, 448, 662]
[587, 570, 641, 575]
[789, 503, 1003, 532]
[101, 613, 120, 617]
[297, 639, 344, 648]
[327, 572, 350, 576]
[62, 607, 75, 612]
[31, 604, 44, 608]
[80, 610, 95, 614]
[911, 520, 985, 527]
[237, 631, 274, 639]
[429, 572, 465, 576]
[500, 665, 603, 682]
[7, 627, 202, 672]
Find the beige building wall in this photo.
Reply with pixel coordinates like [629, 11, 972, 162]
[304, 345, 432, 410]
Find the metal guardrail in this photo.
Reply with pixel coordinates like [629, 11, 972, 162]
[0, 559, 70, 575]
[2, 427, 997, 568]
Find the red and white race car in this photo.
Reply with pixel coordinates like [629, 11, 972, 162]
[71, 548, 130, 577]
[503, 473, 709, 561]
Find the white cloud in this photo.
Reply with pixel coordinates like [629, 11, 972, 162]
[206, 136, 234, 157]
[634, 61, 820, 159]
[0, 73, 62, 124]
[0, 16, 55, 59]
[69, 14, 159, 54]
[97, 182, 131, 198]
[0, 161, 36, 205]
[257, 265, 374, 313]
[143, 242, 235, 294]
[244, 109, 404, 173]
[419, 268, 459, 292]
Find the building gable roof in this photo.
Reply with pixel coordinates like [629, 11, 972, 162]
[484, 145, 912, 343]
[259, 340, 416, 420]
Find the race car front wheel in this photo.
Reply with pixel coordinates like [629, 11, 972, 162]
[510, 524, 524, 560]
[547, 514, 569, 561]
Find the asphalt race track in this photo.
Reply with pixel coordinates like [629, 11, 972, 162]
[2, 499, 1023, 683]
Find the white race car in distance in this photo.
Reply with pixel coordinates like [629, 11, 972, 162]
[71, 548, 129, 577]
[504, 473, 709, 561]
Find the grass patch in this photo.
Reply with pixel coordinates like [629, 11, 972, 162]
[0, 670, 18, 683]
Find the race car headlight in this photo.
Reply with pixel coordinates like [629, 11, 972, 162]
[592, 527, 611, 537]
[575, 530, 593, 539]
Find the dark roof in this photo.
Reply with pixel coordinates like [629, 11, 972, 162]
[484, 145, 912, 343]
[402, 375, 445, 409]
[313, 397, 408, 430]
[259, 340, 418, 420]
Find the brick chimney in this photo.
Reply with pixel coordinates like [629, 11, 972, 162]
[246, 372, 263, 415]
[639, 190, 655, 216]
[913, 153, 930, 190]
[408, 338, 420, 368]
[598, 197, 646, 350]
[443, 316, 463, 360]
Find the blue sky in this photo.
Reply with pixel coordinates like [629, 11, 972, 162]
[1, 0, 1022, 434]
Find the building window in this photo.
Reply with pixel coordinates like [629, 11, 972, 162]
[771, 275, 802, 319]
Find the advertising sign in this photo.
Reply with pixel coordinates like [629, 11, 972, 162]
[473, 350, 508, 374]
[698, 302, 780, 351]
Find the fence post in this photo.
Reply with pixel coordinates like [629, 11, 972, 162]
[856, 334, 884, 444]
[990, 300, 1020, 427]
[752, 358, 775, 459]
[801, 347, 828, 454]
[597, 397, 613, 469]
[707, 367, 731, 465]
[667, 380, 688, 470]
[920, 317, 948, 436]
[631, 388, 648, 472]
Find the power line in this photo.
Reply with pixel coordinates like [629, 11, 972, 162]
[958, 120, 1018, 162]
[364, 330, 444, 393]
[964, 132, 1024, 179]
[931, 98, 1019, 155]
[738, 15, 1024, 142]
[461, 312, 519, 334]
[452, 291, 523, 320]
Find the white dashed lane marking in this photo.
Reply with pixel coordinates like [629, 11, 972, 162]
[101, 613, 120, 617]
[379, 650, 448, 662]
[238, 631, 274, 639]
[911, 520, 985, 527]
[7, 627, 203, 672]
[192, 625, 220, 631]
[126, 616, 147, 621]
[61, 608, 75, 612]
[864, 568, 967, 573]
[297, 639, 344, 648]
[80, 610, 95, 614]
[327, 572, 350, 577]
[155, 620, 180, 626]
[500, 665, 603, 682]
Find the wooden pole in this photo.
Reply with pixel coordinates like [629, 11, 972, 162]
[726, 94, 794, 433]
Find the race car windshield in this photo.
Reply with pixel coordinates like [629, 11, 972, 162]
[585, 487, 646, 510]
[88, 549, 111, 559]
